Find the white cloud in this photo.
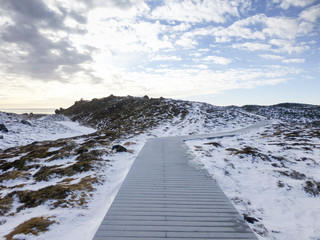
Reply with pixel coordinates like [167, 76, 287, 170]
[82, 16, 172, 54]
[108, 65, 302, 98]
[269, 39, 309, 54]
[176, 35, 198, 48]
[273, 0, 316, 9]
[212, 14, 266, 43]
[189, 52, 202, 57]
[151, 55, 182, 61]
[211, 14, 314, 51]
[282, 58, 305, 63]
[232, 42, 271, 51]
[263, 17, 313, 40]
[195, 64, 209, 69]
[170, 23, 192, 32]
[151, 0, 248, 23]
[299, 3, 320, 22]
[203, 55, 232, 65]
[259, 54, 284, 60]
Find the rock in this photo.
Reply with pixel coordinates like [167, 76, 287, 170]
[0, 124, 8, 133]
[112, 145, 127, 153]
[0, 135, 3, 139]
[21, 119, 31, 125]
[243, 214, 259, 224]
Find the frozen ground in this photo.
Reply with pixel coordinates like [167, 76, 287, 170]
[0, 112, 96, 151]
[186, 122, 320, 240]
[1, 101, 319, 240]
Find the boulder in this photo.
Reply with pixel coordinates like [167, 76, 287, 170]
[21, 120, 31, 125]
[0, 124, 8, 133]
[243, 214, 259, 224]
[0, 135, 3, 139]
[112, 145, 127, 153]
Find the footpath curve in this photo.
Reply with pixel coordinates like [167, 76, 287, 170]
[93, 120, 270, 239]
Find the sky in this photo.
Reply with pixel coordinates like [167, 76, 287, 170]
[0, 0, 319, 109]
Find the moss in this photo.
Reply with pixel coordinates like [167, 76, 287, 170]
[5, 216, 56, 240]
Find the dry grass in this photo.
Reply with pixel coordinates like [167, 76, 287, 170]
[204, 142, 222, 147]
[0, 170, 31, 183]
[5, 216, 56, 240]
[12, 176, 98, 212]
[227, 146, 271, 162]
[304, 180, 320, 196]
[0, 194, 14, 216]
[277, 170, 306, 180]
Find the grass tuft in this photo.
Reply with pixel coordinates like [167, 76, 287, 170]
[304, 180, 320, 197]
[5, 216, 56, 240]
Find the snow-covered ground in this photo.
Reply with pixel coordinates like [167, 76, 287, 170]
[1, 102, 319, 240]
[0, 112, 96, 151]
[186, 122, 320, 240]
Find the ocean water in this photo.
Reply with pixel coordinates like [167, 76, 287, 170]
[0, 108, 56, 114]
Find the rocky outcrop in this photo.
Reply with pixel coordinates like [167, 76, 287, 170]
[112, 145, 127, 153]
[0, 124, 8, 133]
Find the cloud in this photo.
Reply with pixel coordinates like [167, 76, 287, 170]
[262, 16, 313, 40]
[176, 34, 198, 48]
[151, 0, 249, 23]
[273, 0, 316, 9]
[259, 54, 284, 60]
[269, 39, 309, 54]
[78, 0, 146, 10]
[0, 0, 93, 81]
[299, 3, 320, 22]
[232, 42, 271, 51]
[195, 64, 209, 69]
[151, 55, 182, 61]
[212, 14, 266, 43]
[105, 65, 302, 98]
[203, 56, 232, 65]
[282, 58, 305, 63]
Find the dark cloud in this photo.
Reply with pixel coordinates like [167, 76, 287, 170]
[0, 0, 92, 81]
[1, 0, 65, 29]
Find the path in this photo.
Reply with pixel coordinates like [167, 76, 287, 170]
[93, 121, 269, 239]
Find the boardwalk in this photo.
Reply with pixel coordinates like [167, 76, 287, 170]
[93, 122, 268, 239]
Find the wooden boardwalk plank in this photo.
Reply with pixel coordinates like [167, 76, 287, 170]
[93, 132, 260, 239]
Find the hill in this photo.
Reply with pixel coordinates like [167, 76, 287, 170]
[242, 102, 320, 124]
[1, 96, 320, 240]
[54, 95, 263, 135]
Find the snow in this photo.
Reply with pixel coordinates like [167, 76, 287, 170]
[1, 102, 320, 240]
[185, 122, 320, 239]
[0, 112, 96, 151]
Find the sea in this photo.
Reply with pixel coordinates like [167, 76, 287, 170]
[0, 108, 56, 114]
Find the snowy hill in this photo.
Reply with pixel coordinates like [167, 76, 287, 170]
[0, 96, 319, 240]
[55, 95, 263, 133]
[242, 102, 320, 124]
